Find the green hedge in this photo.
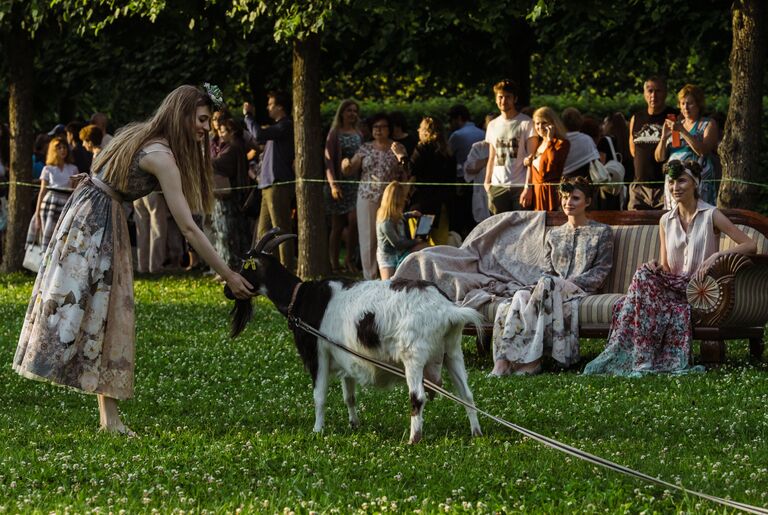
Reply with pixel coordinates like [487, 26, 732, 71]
[320, 94, 767, 130]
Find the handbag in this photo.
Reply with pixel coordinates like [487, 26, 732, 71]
[23, 219, 44, 272]
[588, 159, 611, 185]
[601, 137, 625, 198]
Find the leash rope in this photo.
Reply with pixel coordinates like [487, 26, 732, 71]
[2, 177, 767, 192]
[288, 315, 768, 514]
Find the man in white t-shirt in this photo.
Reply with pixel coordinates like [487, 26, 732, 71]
[483, 79, 536, 214]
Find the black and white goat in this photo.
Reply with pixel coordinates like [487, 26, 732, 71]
[225, 228, 483, 444]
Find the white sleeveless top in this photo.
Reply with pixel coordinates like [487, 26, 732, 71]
[661, 200, 718, 275]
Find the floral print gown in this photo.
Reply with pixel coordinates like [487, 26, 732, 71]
[13, 149, 163, 399]
[584, 201, 716, 376]
[582, 264, 703, 377]
[492, 221, 614, 368]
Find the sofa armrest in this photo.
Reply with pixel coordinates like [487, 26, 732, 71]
[686, 253, 768, 326]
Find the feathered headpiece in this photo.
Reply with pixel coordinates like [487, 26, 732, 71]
[203, 82, 224, 110]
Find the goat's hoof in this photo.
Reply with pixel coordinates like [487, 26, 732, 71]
[349, 419, 361, 430]
[471, 428, 483, 437]
[408, 431, 422, 444]
[312, 427, 324, 434]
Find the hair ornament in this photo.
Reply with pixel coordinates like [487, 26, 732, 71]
[203, 82, 225, 110]
[665, 160, 700, 186]
[683, 166, 701, 186]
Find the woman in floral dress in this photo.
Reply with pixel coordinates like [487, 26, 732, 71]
[584, 160, 756, 376]
[324, 99, 363, 272]
[343, 112, 409, 279]
[13, 85, 254, 435]
[211, 117, 251, 268]
[490, 177, 613, 376]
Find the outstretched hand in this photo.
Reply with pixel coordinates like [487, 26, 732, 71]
[226, 272, 255, 299]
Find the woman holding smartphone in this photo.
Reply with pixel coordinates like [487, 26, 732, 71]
[654, 84, 719, 207]
[520, 107, 570, 211]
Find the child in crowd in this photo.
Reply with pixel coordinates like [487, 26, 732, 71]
[375, 181, 428, 279]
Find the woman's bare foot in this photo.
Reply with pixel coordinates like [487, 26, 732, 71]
[99, 423, 137, 437]
[489, 359, 512, 377]
[97, 395, 136, 436]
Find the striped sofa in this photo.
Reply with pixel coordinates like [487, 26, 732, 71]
[472, 209, 768, 363]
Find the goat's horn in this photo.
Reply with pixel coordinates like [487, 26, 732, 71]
[252, 227, 284, 254]
[263, 234, 298, 255]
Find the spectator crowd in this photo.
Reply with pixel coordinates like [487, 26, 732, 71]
[0, 76, 725, 280]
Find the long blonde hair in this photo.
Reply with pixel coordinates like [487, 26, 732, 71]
[377, 181, 409, 223]
[331, 99, 359, 132]
[533, 107, 568, 140]
[92, 85, 215, 213]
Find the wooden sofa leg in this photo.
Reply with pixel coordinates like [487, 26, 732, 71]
[749, 337, 765, 361]
[700, 340, 726, 365]
[476, 334, 488, 356]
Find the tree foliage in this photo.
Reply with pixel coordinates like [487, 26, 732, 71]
[0, 0, 750, 126]
[228, 0, 348, 41]
[529, 0, 734, 96]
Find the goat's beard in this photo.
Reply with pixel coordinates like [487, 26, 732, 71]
[224, 285, 254, 338]
[229, 299, 253, 338]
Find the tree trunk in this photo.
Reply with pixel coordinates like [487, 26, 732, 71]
[292, 33, 329, 280]
[1, 27, 36, 273]
[718, 0, 766, 209]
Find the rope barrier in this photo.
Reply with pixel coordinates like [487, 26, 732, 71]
[289, 316, 768, 514]
[2, 177, 767, 192]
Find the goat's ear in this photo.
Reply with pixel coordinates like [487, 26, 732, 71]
[230, 299, 254, 338]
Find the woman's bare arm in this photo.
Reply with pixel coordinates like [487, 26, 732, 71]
[659, 220, 669, 272]
[694, 209, 757, 280]
[139, 151, 253, 299]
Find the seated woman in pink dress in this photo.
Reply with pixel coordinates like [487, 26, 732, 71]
[584, 160, 756, 376]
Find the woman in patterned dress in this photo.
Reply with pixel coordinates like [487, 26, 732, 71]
[490, 177, 613, 376]
[584, 160, 756, 376]
[343, 112, 409, 279]
[324, 99, 363, 272]
[13, 85, 254, 435]
[211, 117, 251, 268]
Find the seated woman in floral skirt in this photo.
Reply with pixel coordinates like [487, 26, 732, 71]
[584, 160, 756, 377]
[490, 176, 614, 376]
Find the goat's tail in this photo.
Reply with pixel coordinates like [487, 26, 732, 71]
[451, 305, 486, 345]
[229, 299, 254, 338]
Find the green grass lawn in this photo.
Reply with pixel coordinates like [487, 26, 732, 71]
[1, 272, 767, 513]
